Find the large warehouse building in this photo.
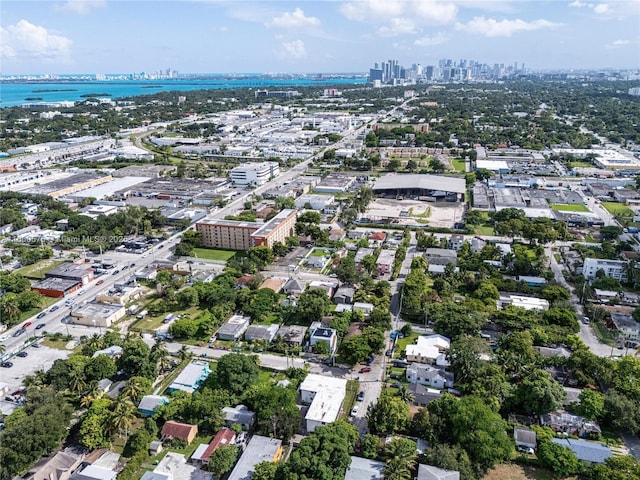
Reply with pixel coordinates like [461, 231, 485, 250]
[372, 174, 465, 202]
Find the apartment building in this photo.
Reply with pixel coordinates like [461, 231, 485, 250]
[230, 161, 280, 185]
[582, 258, 628, 281]
[196, 209, 297, 250]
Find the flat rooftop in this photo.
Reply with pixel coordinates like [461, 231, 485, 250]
[227, 435, 282, 480]
[373, 173, 465, 195]
[32, 277, 79, 291]
[72, 302, 123, 316]
[252, 209, 296, 237]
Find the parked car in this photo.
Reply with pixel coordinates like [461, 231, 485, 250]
[350, 406, 360, 416]
[389, 374, 403, 380]
[359, 367, 372, 373]
[36, 312, 46, 319]
[112, 270, 120, 275]
[16, 352, 28, 358]
[35, 323, 46, 330]
[356, 391, 365, 401]
[50, 306, 59, 312]
[1, 362, 13, 368]
[96, 280, 104, 285]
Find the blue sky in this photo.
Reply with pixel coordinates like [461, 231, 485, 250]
[1, 0, 638, 74]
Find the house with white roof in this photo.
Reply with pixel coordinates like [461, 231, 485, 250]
[405, 334, 450, 366]
[299, 374, 347, 433]
[169, 360, 210, 394]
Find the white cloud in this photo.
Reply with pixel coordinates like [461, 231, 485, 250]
[341, 0, 456, 25]
[414, 32, 448, 46]
[58, 0, 106, 14]
[569, 0, 588, 7]
[593, 3, 610, 14]
[212, 26, 228, 32]
[606, 39, 631, 48]
[457, 16, 562, 37]
[377, 18, 416, 37]
[267, 8, 320, 29]
[280, 39, 306, 58]
[0, 20, 72, 58]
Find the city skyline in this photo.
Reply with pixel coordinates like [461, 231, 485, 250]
[1, 0, 639, 75]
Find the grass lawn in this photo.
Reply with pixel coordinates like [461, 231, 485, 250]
[592, 320, 617, 346]
[393, 333, 419, 358]
[451, 159, 467, 172]
[16, 259, 66, 279]
[602, 202, 634, 217]
[191, 247, 238, 262]
[340, 379, 360, 421]
[483, 463, 570, 480]
[309, 248, 331, 257]
[550, 203, 590, 212]
[568, 161, 595, 169]
[131, 305, 203, 333]
[474, 225, 495, 235]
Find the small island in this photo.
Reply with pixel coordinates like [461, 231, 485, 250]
[32, 88, 77, 93]
[24, 97, 44, 101]
[80, 93, 111, 97]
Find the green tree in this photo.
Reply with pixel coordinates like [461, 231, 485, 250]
[215, 353, 260, 397]
[422, 444, 475, 480]
[512, 368, 566, 415]
[252, 461, 279, 480]
[360, 434, 381, 459]
[248, 246, 275, 268]
[295, 288, 331, 323]
[447, 335, 490, 388]
[575, 389, 605, 420]
[85, 354, 117, 382]
[367, 392, 410, 435]
[537, 441, 579, 477]
[246, 385, 300, 441]
[207, 445, 239, 476]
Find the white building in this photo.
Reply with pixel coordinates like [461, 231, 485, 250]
[582, 258, 628, 281]
[294, 193, 335, 211]
[497, 294, 550, 311]
[405, 334, 450, 366]
[230, 161, 280, 185]
[406, 364, 454, 390]
[299, 374, 347, 433]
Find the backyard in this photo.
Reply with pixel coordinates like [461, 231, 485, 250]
[451, 159, 467, 172]
[191, 248, 238, 262]
[602, 202, 634, 218]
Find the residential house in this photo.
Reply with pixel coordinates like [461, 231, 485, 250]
[425, 248, 457, 265]
[276, 324, 308, 346]
[540, 410, 602, 436]
[497, 294, 550, 311]
[516, 276, 547, 287]
[406, 364, 454, 389]
[282, 278, 305, 296]
[333, 286, 356, 305]
[410, 383, 442, 406]
[222, 405, 256, 431]
[608, 312, 640, 342]
[299, 374, 347, 433]
[551, 438, 612, 464]
[447, 234, 464, 250]
[148, 442, 163, 456]
[344, 456, 385, 480]
[355, 248, 375, 270]
[244, 324, 279, 343]
[160, 421, 198, 445]
[71, 465, 116, 480]
[92, 346, 123, 358]
[227, 435, 283, 480]
[191, 428, 236, 466]
[417, 464, 460, 480]
[138, 395, 169, 416]
[470, 237, 486, 252]
[258, 277, 286, 293]
[169, 360, 210, 394]
[582, 258, 628, 282]
[308, 280, 338, 298]
[306, 256, 328, 269]
[376, 249, 396, 275]
[368, 231, 386, 246]
[514, 427, 537, 451]
[152, 452, 210, 480]
[405, 334, 450, 366]
[24, 450, 84, 480]
[353, 302, 374, 316]
[309, 322, 338, 354]
[217, 314, 251, 341]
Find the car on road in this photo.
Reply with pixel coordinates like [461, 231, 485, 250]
[130, 263, 136, 267]
[350, 406, 359, 416]
[359, 367, 372, 373]
[1, 361, 13, 368]
[37, 312, 47, 319]
[35, 323, 46, 330]
[158, 245, 164, 249]
[385, 349, 393, 357]
[78, 290, 85, 295]
[32, 343, 41, 348]
[112, 270, 120, 275]
[16, 352, 28, 357]
[96, 280, 104, 286]
[12, 329, 25, 337]
[122, 265, 128, 270]
[356, 391, 365, 401]
[50, 306, 59, 312]
[0, 334, 9, 342]
[23, 322, 32, 329]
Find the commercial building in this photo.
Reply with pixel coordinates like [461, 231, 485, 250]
[45, 263, 94, 285]
[227, 435, 283, 480]
[294, 194, 335, 211]
[169, 360, 211, 394]
[497, 294, 550, 311]
[70, 303, 125, 328]
[582, 258, 628, 281]
[373, 174, 465, 202]
[230, 161, 280, 185]
[299, 374, 347, 433]
[196, 209, 297, 250]
[31, 277, 81, 298]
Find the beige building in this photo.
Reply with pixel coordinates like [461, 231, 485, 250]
[70, 302, 125, 328]
[196, 209, 297, 250]
[95, 286, 143, 305]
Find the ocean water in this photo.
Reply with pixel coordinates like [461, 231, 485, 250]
[0, 76, 367, 108]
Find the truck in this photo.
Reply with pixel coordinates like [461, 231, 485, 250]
[163, 313, 175, 324]
[136, 310, 148, 320]
[127, 305, 140, 315]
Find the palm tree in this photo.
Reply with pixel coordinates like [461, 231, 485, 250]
[383, 457, 413, 480]
[151, 338, 170, 368]
[68, 369, 87, 394]
[0, 344, 5, 356]
[121, 377, 146, 403]
[397, 385, 415, 404]
[108, 398, 137, 441]
[177, 345, 191, 362]
[23, 369, 47, 389]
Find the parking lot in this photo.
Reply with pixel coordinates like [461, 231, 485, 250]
[365, 198, 465, 229]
